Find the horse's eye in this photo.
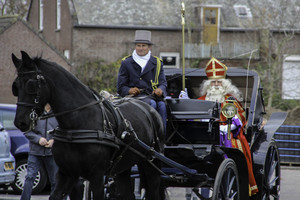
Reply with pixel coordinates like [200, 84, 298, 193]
[25, 79, 38, 95]
[12, 81, 18, 96]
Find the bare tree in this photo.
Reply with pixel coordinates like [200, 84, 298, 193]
[0, 0, 29, 17]
[244, 0, 300, 108]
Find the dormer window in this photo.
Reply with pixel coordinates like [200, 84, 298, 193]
[292, 6, 300, 16]
[234, 5, 252, 18]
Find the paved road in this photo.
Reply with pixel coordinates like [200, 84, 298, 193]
[166, 166, 300, 200]
[280, 166, 300, 200]
[0, 166, 299, 200]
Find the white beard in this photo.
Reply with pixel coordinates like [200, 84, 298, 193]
[206, 86, 226, 102]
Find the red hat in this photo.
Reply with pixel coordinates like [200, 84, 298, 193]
[205, 57, 228, 79]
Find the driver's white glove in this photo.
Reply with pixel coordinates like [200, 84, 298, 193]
[179, 88, 190, 99]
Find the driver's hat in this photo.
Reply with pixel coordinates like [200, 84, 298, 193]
[134, 30, 153, 44]
[205, 57, 228, 79]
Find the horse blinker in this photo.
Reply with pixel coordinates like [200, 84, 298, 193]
[25, 79, 39, 95]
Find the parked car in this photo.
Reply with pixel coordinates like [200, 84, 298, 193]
[0, 121, 15, 188]
[0, 103, 48, 194]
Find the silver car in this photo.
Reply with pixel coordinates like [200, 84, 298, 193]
[0, 122, 15, 187]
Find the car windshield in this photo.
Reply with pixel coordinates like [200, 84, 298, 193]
[0, 110, 16, 130]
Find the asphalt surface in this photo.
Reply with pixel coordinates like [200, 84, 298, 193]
[167, 166, 300, 200]
[0, 166, 299, 200]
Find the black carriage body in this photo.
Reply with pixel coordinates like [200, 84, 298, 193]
[164, 67, 267, 148]
[166, 99, 220, 145]
[163, 99, 225, 188]
[161, 68, 285, 199]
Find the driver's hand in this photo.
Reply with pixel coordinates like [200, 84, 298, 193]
[129, 87, 140, 96]
[152, 88, 163, 97]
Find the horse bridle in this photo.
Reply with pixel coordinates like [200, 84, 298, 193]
[15, 68, 45, 129]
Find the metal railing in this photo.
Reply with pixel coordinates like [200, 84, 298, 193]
[185, 42, 260, 59]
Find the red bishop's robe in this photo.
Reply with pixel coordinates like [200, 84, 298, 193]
[198, 94, 258, 196]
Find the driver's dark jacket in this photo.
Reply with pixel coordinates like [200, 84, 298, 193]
[117, 55, 167, 97]
[24, 111, 58, 156]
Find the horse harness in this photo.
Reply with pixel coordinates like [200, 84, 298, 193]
[43, 94, 162, 175]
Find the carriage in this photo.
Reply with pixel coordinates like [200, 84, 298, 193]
[11, 51, 286, 200]
[124, 67, 286, 200]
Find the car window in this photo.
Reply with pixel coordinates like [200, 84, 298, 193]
[0, 110, 16, 130]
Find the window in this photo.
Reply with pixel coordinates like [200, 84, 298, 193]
[39, 0, 44, 31]
[160, 52, 180, 68]
[64, 50, 70, 59]
[205, 9, 216, 25]
[234, 5, 252, 18]
[236, 6, 247, 16]
[56, 0, 61, 30]
[292, 6, 300, 16]
[0, 110, 16, 130]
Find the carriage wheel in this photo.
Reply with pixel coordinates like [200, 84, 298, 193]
[261, 140, 280, 200]
[212, 158, 240, 200]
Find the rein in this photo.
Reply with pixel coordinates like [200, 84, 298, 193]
[39, 100, 102, 120]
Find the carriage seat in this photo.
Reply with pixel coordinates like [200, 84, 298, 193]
[166, 99, 221, 120]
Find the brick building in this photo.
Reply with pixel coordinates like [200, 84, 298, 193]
[26, 0, 300, 70]
[0, 16, 72, 103]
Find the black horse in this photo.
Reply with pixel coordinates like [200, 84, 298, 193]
[11, 51, 165, 200]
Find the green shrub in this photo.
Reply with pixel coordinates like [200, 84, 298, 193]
[271, 92, 300, 111]
[75, 59, 121, 94]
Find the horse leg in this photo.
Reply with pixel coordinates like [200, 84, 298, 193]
[68, 178, 85, 200]
[49, 170, 78, 200]
[138, 161, 162, 200]
[113, 169, 135, 200]
[88, 173, 105, 200]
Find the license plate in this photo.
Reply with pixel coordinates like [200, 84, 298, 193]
[4, 162, 14, 170]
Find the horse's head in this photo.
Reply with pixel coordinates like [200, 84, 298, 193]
[12, 51, 50, 131]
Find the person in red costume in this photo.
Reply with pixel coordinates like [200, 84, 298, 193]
[198, 57, 258, 196]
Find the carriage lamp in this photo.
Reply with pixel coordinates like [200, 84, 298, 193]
[221, 100, 237, 140]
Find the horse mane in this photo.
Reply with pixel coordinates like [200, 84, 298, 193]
[32, 56, 90, 92]
[33, 56, 69, 74]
